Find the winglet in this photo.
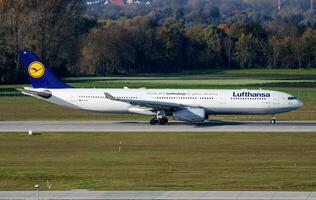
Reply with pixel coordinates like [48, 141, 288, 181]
[19, 51, 72, 89]
[104, 93, 116, 100]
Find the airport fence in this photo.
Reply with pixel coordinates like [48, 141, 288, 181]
[0, 88, 24, 97]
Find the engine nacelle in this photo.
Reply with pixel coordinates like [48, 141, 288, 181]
[173, 107, 206, 122]
[129, 107, 156, 116]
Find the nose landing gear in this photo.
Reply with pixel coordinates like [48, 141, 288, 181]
[270, 115, 276, 124]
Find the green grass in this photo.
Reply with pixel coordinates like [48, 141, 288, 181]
[0, 132, 315, 191]
[225, 69, 316, 75]
[2, 69, 316, 89]
[70, 79, 315, 89]
[0, 96, 148, 121]
[64, 73, 316, 89]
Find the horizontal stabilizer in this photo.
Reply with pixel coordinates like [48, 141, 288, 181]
[18, 88, 52, 99]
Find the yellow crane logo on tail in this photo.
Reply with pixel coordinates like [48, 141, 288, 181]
[28, 61, 45, 78]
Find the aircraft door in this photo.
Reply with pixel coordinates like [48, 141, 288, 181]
[272, 97, 280, 107]
[262, 97, 271, 108]
[70, 92, 78, 104]
[218, 95, 227, 105]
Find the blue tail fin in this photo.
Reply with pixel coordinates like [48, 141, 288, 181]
[19, 51, 72, 89]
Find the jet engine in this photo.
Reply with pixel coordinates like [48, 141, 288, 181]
[173, 107, 206, 122]
[129, 107, 156, 116]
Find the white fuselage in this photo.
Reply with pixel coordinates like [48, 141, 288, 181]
[29, 88, 303, 116]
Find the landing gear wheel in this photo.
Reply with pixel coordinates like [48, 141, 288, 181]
[158, 117, 168, 125]
[158, 118, 165, 125]
[150, 118, 158, 125]
[270, 115, 276, 124]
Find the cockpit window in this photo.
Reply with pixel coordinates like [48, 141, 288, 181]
[288, 96, 297, 100]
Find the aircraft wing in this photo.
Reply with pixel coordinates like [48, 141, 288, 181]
[104, 92, 183, 111]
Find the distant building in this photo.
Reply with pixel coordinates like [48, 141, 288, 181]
[86, 0, 105, 5]
[218, 23, 230, 32]
[126, 0, 151, 5]
[86, 0, 150, 7]
[111, 0, 125, 6]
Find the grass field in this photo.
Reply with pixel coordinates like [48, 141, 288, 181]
[0, 132, 315, 191]
[224, 68, 316, 75]
[2, 78, 315, 89]
[1, 68, 316, 89]
[69, 79, 316, 89]
[0, 96, 148, 121]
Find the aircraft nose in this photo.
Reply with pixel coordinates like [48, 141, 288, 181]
[295, 100, 304, 108]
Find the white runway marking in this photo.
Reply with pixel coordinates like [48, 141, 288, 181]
[0, 121, 316, 132]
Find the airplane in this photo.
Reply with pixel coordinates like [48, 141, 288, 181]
[19, 51, 303, 125]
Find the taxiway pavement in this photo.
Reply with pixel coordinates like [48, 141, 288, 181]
[0, 121, 316, 132]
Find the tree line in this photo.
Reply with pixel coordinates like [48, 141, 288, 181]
[81, 17, 316, 75]
[0, 0, 316, 84]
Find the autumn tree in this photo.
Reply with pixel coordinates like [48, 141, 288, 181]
[0, 0, 87, 83]
[200, 26, 226, 67]
[235, 33, 266, 68]
[302, 29, 316, 68]
[157, 18, 189, 72]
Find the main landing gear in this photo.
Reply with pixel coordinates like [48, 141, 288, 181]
[150, 110, 169, 125]
[270, 115, 276, 124]
[150, 117, 168, 125]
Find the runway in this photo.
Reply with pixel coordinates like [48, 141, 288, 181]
[0, 190, 315, 200]
[0, 120, 316, 132]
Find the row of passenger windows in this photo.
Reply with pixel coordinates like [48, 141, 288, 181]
[231, 97, 267, 100]
[116, 97, 138, 99]
[79, 96, 138, 99]
[79, 96, 105, 98]
[79, 96, 215, 100]
[156, 97, 214, 100]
